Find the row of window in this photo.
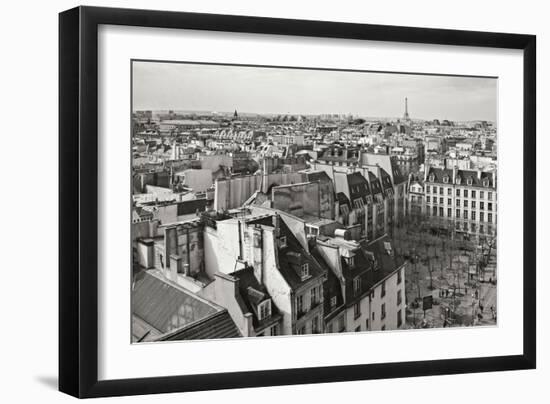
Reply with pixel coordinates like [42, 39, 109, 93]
[353, 286, 403, 320]
[427, 206, 494, 222]
[296, 315, 321, 334]
[296, 285, 322, 315]
[428, 175, 491, 188]
[426, 197, 494, 211]
[426, 186, 494, 200]
[353, 307, 403, 331]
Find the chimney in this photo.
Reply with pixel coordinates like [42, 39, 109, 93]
[169, 254, 181, 282]
[453, 165, 458, 184]
[251, 225, 264, 284]
[272, 214, 280, 234]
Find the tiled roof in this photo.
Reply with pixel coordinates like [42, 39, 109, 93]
[427, 167, 496, 189]
[158, 311, 242, 341]
[132, 271, 241, 341]
[363, 235, 405, 286]
[276, 220, 326, 289]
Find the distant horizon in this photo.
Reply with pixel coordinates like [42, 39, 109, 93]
[132, 108, 496, 124]
[133, 61, 498, 122]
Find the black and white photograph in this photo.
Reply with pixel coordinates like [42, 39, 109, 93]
[131, 60, 498, 342]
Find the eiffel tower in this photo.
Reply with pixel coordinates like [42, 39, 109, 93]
[403, 97, 410, 121]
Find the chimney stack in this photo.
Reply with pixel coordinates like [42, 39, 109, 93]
[169, 254, 181, 282]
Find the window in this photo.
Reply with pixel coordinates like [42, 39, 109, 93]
[467, 177, 473, 185]
[397, 309, 403, 328]
[464, 200, 468, 208]
[331, 296, 337, 308]
[297, 295, 304, 314]
[472, 211, 476, 221]
[488, 203, 493, 211]
[397, 269, 402, 284]
[354, 302, 361, 319]
[439, 197, 443, 204]
[480, 191, 484, 199]
[439, 187, 443, 195]
[456, 199, 461, 207]
[279, 235, 287, 248]
[426, 196, 431, 203]
[488, 213, 493, 222]
[439, 207, 444, 217]
[447, 198, 451, 205]
[433, 185, 437, 193]
[464, 210, 468, 220]
[365, 319, 369, 330]
[347, 256, 355, 268]
[472, 201, 476, 209]
[447, 188, 452, 195]
[397, 290, 402, 306]
[480, 202, 485, 210]
[354, 198, 364, 210]
[480, 212, 484, 222]
[381, 281, 386, 297]
[311, 287, 318, 306]
[353, 277, 361, 295]
[472, 190, 476, 198]
[258, 300, 272, 320]
[447, 208, 452, 217]
[312, 316, 319, 333]
[432, 206, 437, 216]
[488, 192, 493, 200]
[381, 303, 386, 320]
[464, 190, 468, 198]
[480, 224, 485, 234]
[456, 189, 460, 197]
[372, 311, 375, 321]
[456, 209, 461, 219]
[443, 176, 449, 184]
[300, 263, 310, 280]
[270, 324, 278, 336]
[338, 315, 345, 332]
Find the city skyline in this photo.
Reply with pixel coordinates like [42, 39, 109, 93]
[132, 61, 498, 122]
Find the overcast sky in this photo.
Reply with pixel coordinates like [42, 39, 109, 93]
[132, 61, 497, 122]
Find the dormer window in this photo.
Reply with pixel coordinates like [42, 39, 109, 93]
[456, 177, 462, 185]
[279, 235, 287, 248]
[429, 174, 435, 182]
[443, 175, 449, 184]
[300, 263, 310, 280]
[467, 177, 473, 186]
[258, 300, 271, 320]
[346, 256, 355, 268]
[483, 178, 489, 187]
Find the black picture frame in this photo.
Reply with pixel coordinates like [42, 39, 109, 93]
[59, 6, 536, 398]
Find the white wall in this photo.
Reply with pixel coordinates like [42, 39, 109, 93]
[2, 1, 547, 404]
